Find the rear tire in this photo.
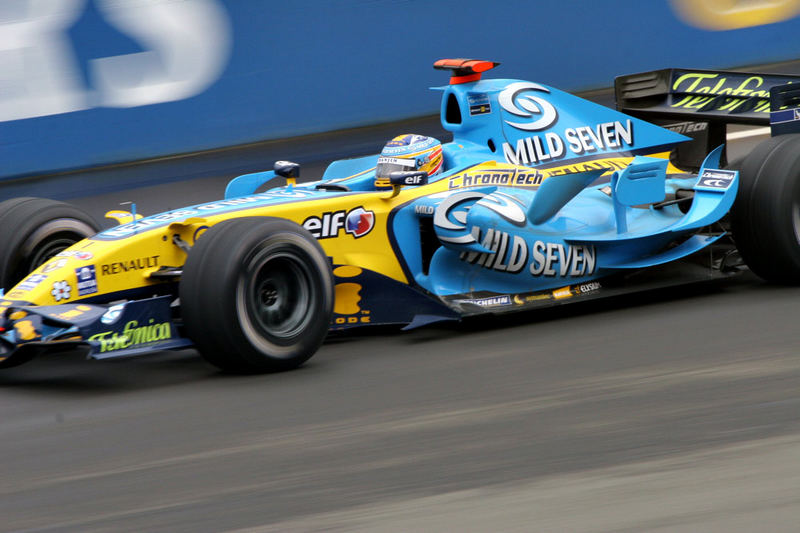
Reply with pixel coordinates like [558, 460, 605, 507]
[180, 217, 334, 373]
[730, 134, 800, 283]
[0, 198, 99, 291]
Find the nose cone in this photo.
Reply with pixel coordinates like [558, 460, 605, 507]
[2, 249, 100, 305]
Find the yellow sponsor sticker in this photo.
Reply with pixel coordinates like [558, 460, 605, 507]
[552, 287, 573, 300]
[334, 283, 363, 315]
[14, 320, 37, 341]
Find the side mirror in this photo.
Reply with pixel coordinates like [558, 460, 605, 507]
[274, 160, 300, 186]
[389, 170, 428, 187]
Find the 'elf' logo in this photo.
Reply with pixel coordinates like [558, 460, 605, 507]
[303, 207, 375, 239]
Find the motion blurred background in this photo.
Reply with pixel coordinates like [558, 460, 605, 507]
[3, 1, 800, 532]
[4, 0, 800, 192]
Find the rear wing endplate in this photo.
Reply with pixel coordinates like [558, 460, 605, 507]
[769, 83, 800, 136]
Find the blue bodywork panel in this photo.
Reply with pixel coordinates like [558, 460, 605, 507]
[289, 69, 738, 315]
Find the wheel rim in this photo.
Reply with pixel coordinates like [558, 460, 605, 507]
[239, 250, 315, 342]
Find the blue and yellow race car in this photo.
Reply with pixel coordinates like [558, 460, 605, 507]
[2, 59, 800, 372]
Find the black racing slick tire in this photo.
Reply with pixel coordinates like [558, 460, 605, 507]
[0, 197, 100, 291]
[179, 217, 334, 373]
[730, 134, 800, 283]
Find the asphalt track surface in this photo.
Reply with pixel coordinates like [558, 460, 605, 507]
[2, 70, 800, 532]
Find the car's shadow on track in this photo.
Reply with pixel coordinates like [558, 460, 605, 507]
[0, 348, 216, 393]
[0, 347, 335, 394]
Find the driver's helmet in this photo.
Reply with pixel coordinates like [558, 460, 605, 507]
[375, 134, 443, 189]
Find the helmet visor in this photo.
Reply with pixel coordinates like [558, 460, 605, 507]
[376, 157, 417, 180]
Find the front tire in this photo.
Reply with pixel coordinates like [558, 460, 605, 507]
[0, 198, 99, 291]
[180, 217, 334, 373]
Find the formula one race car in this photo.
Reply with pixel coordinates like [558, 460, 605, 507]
[2, 59, 800, 373]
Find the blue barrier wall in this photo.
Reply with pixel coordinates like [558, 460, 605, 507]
[3, 0, 800, 180]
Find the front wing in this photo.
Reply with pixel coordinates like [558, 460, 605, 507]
[0, 295, 191, 366]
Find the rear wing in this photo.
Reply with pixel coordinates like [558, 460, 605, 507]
[615, 69, 800, 169]
[615, 68, 800, 124]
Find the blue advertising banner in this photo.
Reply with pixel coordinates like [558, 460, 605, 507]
[2, 0, 800, 181]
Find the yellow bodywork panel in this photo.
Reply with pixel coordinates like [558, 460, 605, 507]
[105, 210, 144, 225]
[1, 153, 671, 308]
